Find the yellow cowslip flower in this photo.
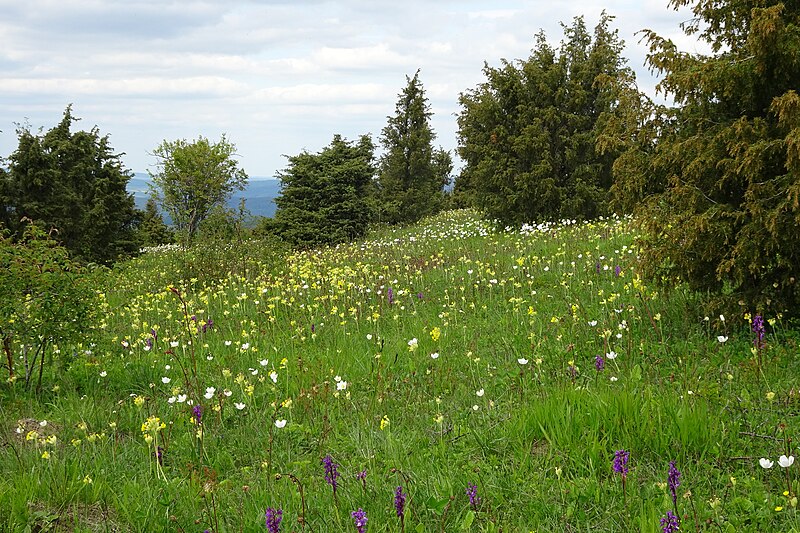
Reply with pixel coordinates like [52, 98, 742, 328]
[41, 451, 50, 460]
[430, 327, 441, 342]
[25, 430, 39, 442]
[83, 475, 93, 484]
[134, 396, 145, 407]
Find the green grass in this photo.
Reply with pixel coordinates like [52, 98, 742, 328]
[2, 209, 799, 531]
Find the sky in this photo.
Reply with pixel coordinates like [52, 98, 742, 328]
[0, 0, 708, 179]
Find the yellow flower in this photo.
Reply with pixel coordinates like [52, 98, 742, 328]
[775, 506, 783, 512]
[134, 396, 145, 407]
[767, 392, 776, 401]
[83, 475, 93, 484]
[430, 327, 441, 342]
[380, 415, 390, 430]
[41, 451, 50, 460]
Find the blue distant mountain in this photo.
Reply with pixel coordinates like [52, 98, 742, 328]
[128, 173, 281, 219]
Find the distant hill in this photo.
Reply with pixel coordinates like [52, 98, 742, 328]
[128, 173, 280, 219]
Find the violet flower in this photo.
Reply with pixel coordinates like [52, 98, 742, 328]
[667, 461, 681, 509]
[613, 449, 629, 478]
[265, 507, 282, 533]
[660, 510, 680, 532]
[322, 454, 340, 495]
[466, 482, 481, 510]
[351, 508, 367, 533]
[394, 486, 407, 518]
[192, 404, 203, 425]
[595, 355, 605, 372]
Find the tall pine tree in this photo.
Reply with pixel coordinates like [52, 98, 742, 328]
[378, 70, 452, 225]
[3, 106, 140, 264]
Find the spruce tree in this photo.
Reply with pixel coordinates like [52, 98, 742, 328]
[139, 196, 174, 247]
[4, 106, 140, 264]
[274, 134, 375, 247]
[378, 70, 452, 225]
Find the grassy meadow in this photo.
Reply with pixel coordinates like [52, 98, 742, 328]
[2, 209, 799, 532]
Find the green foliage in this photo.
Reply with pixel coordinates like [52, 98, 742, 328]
[149, 135, 248, 244]
[3, 212, 800, 530]
[138, 196, 174, 247]
[613, 0, 800, 316]
[378, 70, 453, 225]
[0, 222, 98, 391]
[455, 14, 631, 226]
[2, 106, 141, 264]
[273, 134, 376, 246]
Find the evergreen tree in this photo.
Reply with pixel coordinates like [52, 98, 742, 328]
[613, 0, 800, 315]
[149, 135, 248, 244]
[378, 70, 452, 225]
[139, 196, 174, 247]
[274, 134, 375, 247]
[3, 106, 140, 264]
[456, 14, 630, 226]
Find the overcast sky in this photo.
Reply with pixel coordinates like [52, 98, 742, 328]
[0, 0, 707, 178]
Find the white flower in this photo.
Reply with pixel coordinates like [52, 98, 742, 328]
[476, 389, 485, 397]
[610, 376, 618, 382]
[234, 402, 246, 410]
[334, 375, 342, 382]
[588, 320, 597, 327]
[407, 338, 419, 351]
[366, 334, 373, 340]
[275, 419, 287, 428]
[223, 389, 232, 397]
[779, 455, 795, 468]
[241, 342, 250, 350]
[177, 394, 187, 403]
[720, 314, 725, 322]
[206, 355, 213, 360]
[39, 420, 48, 427]
[270, 371, 278, 384]
[165, 365, 171, 370]
[250, 369, 258, 376]
[717, 336, 728, 343]
[336, 380, 347, 391]
[472, 405, 479, 411]
[170, 341, 179, 348]
[161, 377, 171, 384]
[606, 351, 617, 360]
[431, 352, 440, 359]
[759, 458, 774, 469]
[260, 359, 269, 366]
[167, 396, 176, 404]
[517, 358, 529, 365]
[224, 340, 232, 346]
[204, 387, 216, 399]
[99, 371, 107, 377]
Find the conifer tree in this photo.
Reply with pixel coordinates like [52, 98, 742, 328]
[456, 14, 630, 226]
[613, 0, 800, 315]
[274, 134, 375, 246]
[378, 71, 452, 225]
[139, 196, 174, 247]
[3, 106, 140, 264]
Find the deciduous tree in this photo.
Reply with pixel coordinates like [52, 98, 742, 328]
[149, 135, 247, 244]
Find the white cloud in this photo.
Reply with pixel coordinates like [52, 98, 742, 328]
[0, 0, 712, 176]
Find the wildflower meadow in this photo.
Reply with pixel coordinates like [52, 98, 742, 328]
[2, 210, 799, 531]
